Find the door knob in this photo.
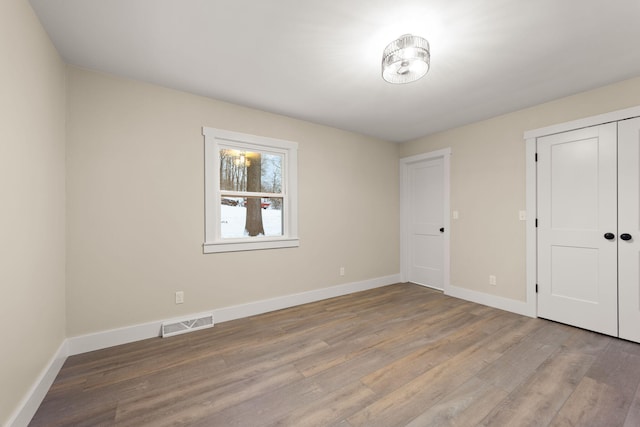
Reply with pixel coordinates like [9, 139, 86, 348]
[439, 227, 445, 233]
[604, 232, 615, 240]
[620, 233, 633, 241]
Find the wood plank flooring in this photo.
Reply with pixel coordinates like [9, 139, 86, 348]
[30, 283, 640, 426]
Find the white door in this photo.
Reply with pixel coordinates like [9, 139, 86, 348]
[618, 117, 640, 343]
[537, 123, 618, 336]
[407, 157, 445, 289]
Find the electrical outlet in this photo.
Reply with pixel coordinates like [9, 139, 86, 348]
[339, 267, 345, 276]
[519, 210, 527, 221]
[175, 291, 184, 304]
[489, 275, 497, 286]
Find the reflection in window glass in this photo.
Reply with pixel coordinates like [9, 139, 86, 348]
[219, 149, 282, 193]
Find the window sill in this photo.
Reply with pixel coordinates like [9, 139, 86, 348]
[203, 238, 300, 254]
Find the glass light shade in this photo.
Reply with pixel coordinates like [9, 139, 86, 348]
[382, 34, 430, 84]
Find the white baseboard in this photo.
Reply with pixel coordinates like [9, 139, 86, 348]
[212, 274, 400, 323]
[67, 317, 167, 356]
[445, 284, 536, 318]
[8, 340, 68, 427]
[67, 274, 400, 356]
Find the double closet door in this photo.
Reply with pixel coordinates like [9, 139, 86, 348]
[537, 117, 640, 343]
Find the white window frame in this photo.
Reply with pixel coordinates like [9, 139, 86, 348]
[203, 127, 299, 253]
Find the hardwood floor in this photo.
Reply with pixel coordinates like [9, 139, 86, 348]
[30, 283, 640, 426]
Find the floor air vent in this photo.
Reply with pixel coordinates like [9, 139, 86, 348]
[161, 313, 214, 338]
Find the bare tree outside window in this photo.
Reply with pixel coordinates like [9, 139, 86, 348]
[262, 153, 282, 209]
[245, 152, 264, 236]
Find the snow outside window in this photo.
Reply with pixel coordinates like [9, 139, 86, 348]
[203, 127, 299, 253]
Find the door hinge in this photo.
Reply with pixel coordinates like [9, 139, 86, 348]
[535, 218, 538, 227]
[535, 284, 538, 293]
[535, 152, 538, 162]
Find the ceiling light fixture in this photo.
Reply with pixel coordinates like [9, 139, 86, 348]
[382, 34, 430, 84]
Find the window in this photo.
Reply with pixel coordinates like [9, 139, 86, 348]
[203, 127, 299, 253]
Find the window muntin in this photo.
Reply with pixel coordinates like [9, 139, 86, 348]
[203, 127, 298, 253]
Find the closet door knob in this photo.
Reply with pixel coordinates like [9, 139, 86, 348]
[620, 233, 633, 241]
[439, 227, 445, 233]
[604, 232, 615, 240]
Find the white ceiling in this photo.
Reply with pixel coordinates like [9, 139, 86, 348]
[29, 0, 640, 143]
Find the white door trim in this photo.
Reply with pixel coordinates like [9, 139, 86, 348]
[524, 105, 640, 140]
[524, 137, 538, 317]
[400, 148, 451, 292]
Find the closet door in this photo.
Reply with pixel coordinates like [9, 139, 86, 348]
[618, 117, 640, 343]
[537, 123, 618, 336]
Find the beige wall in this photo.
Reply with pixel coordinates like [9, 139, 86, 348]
[65, 67, 400, 336]
[0, 0, 66, 424]
[7, 5, 640, 420]
[400, 76, 640, 302]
